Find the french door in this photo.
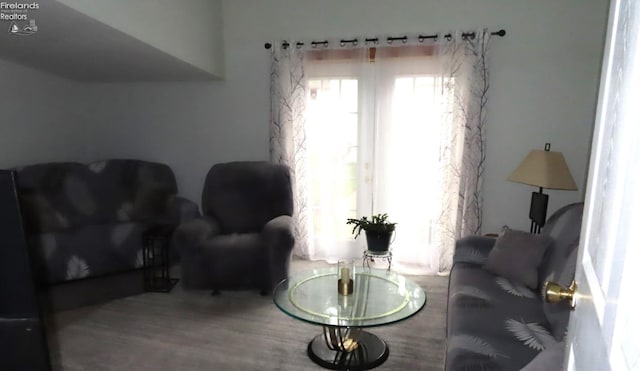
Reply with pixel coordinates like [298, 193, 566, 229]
[305, 57, 445, 273]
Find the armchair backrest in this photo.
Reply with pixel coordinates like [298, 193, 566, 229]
[201, 161, 293, 233]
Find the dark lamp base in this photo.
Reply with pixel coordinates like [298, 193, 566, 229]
[529, 190, 548, 234]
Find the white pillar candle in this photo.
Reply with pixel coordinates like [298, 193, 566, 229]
[341, 267, 350, 282]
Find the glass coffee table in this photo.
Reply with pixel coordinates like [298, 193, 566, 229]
[273, 267, 426, 370]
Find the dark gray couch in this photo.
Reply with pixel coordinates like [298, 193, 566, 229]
[445, 203, 583, 371]
[15, 159, 199, 285]
[173, 161, 295, 293]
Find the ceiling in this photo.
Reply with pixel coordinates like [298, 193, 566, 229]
[0, 0, 217, 82]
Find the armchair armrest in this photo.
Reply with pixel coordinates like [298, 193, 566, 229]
[162, 196, 201, 225]
[172, 216, 221, 257]
[452, 235, 497, 267]
[261, 215, 295, 291]
[262, 215, 295, 247]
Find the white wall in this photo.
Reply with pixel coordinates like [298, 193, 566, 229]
[0, 59, 91, 168]
[220, 0, 608, 232]
[6, 0, 608, 233]
[57, 0, 225, 78]
[79, 81, 241, 203]
[151, 0, 610, 231]
[227, 0, 608, 232]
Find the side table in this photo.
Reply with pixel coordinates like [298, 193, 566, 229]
[142, 224, 179, 292]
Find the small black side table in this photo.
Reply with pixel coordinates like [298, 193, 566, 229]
[142, 224, 179, 292]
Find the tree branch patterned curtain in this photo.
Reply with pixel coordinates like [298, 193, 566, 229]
[269, 45, 310, 259]
[270, 29, 495, 273]
[437, 30, 493, 272]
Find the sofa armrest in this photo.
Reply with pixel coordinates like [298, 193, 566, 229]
[172, 216, 221, 257]
[452, 235, 497, 267]
[162, 196, 201, 225]
[261, 215, 295, 290]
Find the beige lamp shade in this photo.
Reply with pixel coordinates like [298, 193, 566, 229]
[508, 150, 577, 190]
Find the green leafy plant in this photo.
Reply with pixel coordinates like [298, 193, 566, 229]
[346, 213, 396, 238]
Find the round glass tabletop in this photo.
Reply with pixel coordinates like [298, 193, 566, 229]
[273, 267, 426, 328]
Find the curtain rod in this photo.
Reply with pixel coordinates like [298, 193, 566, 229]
[264, 29, 505, 49]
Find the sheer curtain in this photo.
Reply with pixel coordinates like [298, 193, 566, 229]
[269, 44, 310, 259]
[270, 30, 495, 274]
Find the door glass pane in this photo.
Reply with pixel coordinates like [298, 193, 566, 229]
[307, 79, 359, 242]
[375, 74, 445, 270]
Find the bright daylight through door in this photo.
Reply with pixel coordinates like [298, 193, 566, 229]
[305, 64, 447, 273]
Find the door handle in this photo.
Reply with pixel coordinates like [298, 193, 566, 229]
[543, 280, 577, 310]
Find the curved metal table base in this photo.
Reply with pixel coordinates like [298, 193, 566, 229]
[307, 330, 389, 370]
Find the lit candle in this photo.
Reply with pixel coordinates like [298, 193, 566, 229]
[341, 267, 350, 282]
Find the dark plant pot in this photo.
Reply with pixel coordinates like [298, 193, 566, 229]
[365, 230, 393, 253]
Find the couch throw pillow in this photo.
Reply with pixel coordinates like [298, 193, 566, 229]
[483, 229, 552, 289]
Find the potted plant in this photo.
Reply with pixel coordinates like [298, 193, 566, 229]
[346, 213, 396, 253]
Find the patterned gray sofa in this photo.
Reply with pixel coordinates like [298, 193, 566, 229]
[15, 159, 199, 285]
[446, 203, 583, 371]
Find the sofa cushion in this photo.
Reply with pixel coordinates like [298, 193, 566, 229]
[16, 160, 179, 231]
[28, 222, 146, 284]
[86, 159, 178, 224]
[452, 235, 497, 267]
[19, 192, 70, 232]
[189, 233, 264, 289]
[484, 230, 552, 289]
[16, 162, 88, 233]
[447, 263, 555, 370]
[520, 339, 565, 371]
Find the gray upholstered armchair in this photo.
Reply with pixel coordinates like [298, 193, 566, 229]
[173, 161, 295, 294]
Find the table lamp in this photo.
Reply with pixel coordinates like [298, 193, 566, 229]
[508, 143, 577, 233]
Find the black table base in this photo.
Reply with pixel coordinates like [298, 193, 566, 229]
[307, 331, 389, 370]
[143, 224, 178, 293]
